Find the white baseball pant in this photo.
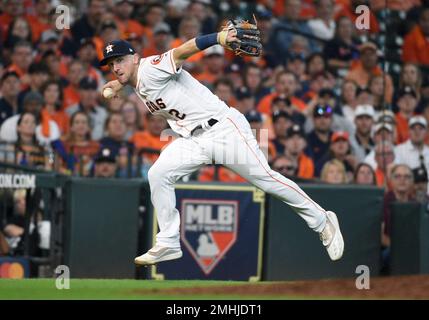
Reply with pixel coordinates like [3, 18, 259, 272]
[148, 107, 327, 248]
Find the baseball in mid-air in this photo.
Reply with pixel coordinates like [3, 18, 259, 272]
[102, 87, 115, 99]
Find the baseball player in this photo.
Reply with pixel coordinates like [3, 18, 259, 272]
[100, 23, 344, 265]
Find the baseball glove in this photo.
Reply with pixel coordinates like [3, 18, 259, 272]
[218, 15, 262, 57]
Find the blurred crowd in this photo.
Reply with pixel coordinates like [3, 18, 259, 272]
[0, 0, 429, 247]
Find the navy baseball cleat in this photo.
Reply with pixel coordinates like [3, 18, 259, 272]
[319, 211, 344, 261]
[134, 245, 183, 266]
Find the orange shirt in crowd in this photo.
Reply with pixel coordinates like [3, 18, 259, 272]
[198, 166, 247, 183]
[346, 63, 394, 104]
[257, 92, 307, 115]
[395, 113, 413, 144]
[171, 38, 204, 64]
[26, 15, 52, 43]
[402, 25, 429, 66]
[298, 153, 315, 179]
[41, 108, 70, 136]
[130, 131, 170, 163]
[114, 18, 146, 39]
[375, 168, 386, 187]
[63, 85, 80, 110]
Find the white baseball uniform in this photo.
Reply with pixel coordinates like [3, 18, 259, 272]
[134, 49, 327, 248]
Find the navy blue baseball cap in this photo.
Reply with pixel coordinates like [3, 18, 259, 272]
[245, 110, 263, 123]
[99, 40, 136, 66]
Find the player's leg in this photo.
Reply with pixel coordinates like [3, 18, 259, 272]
[219, 109, 344, 260]
[135, 137, 210, 265]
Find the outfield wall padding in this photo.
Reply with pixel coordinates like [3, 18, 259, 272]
[263, 185, 384, 281]
[64, 178, 141, 278]
[390, 202, 429, 275]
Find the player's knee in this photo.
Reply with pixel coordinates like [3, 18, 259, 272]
[148, 165, 173, 185]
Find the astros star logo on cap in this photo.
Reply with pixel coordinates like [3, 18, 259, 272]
[106, 44, 114, 53]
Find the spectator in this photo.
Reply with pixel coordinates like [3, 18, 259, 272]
[54, 111, 100, 176]
[142, 22, 173, 58]
[168, 17, 202, 74]
[320, 159, 347, 184]
[308, 0, 335, 41]
[212, 77, 235, 107]
[316, 131, 357, 181]
[258, 71, 307, 115]
[355, 86, 375, 108]
[71, 0, 106, 45]
[271, 94, 306, 126]
[15, 112, 47, 169]
[395, 86, 419, 144]
[0, 91, 60, 146]
[364, 122, 396, 170]
[0, 71, 21, 126]
[397, 63, 422, 106]
[369, 75, 388, 112]
[340, 80, 359, 124]
[245, 110, 276, 162]
[306, 104, 334, 163]
[268, 0, 319, 65]
[412, 166, 429, 205]
[346, 42, 394, 104]
[76, 38, 105, 92]
[235, 86, 255, 115]
[7, 41, 34, 86]
[66, 77, 108, 140]
[4, 16, 33, 51]
[271, 110, 294, 154]
[113, 0, 146, 39]
[272, 154, 299, 179]
[130, 113, 169, 165]
[286, 52, 307, 83]
[20, 63, 51, 105]
[304, 88, 354, 135]
[63, 60, 85, 109]
[122, 99, 141, 140]
[243, 63, 270, 104]
[137, 3, 166, 46]
[373, 141, 396, 188]
[324, 16, 360, 72]
[353, 163, 376, 186]
[0, 0, 26, 42]
[382, 164, 415, 274]
[395, 116, 429, 179]
[224, 63, 244, 91]
[195, 45, 225, 86]
[99, 112, 134, 176]
[402, 7, 429, 65]
[94, 20, 121, 62]
[284, 124, 315, 179]
[40, 80, 69, 136]
[93, 146, 118, 178]
[26, 0, 53, 43]
[187, 0, 216, 35]
[349, 105, 375, 162]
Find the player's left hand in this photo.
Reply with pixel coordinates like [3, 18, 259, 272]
[218, 15, 262, 57]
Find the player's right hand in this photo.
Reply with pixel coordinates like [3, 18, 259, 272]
[102, 80, 123, 98]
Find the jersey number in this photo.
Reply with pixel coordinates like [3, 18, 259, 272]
[169, 109, 186, 120]
[145, 98, 186, 120]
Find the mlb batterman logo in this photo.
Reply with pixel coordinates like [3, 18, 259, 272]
[181, 199, 238, 275]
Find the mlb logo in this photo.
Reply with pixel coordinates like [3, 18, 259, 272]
[181, 199, 238, 275]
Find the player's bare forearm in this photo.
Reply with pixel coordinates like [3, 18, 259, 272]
[172, 38, 200, 68]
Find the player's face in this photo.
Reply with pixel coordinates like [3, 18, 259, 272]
[108, 55, 137, 85]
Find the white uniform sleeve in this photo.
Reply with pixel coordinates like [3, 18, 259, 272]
[141, 49, 182, 89]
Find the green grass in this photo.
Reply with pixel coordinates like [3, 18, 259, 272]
[0, 279, 292, 300]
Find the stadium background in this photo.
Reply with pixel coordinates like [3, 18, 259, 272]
[0, 0, 429, 299]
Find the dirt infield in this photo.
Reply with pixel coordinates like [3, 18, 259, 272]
[138, 275, 429, 299]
